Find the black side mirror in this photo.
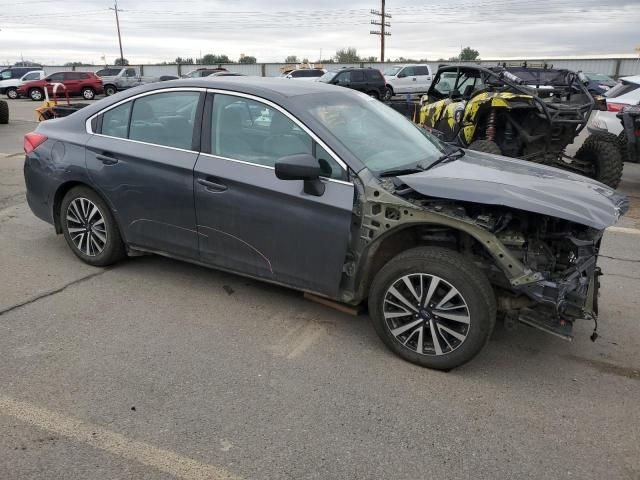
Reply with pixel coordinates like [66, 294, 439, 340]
[275, 153, 325, 196]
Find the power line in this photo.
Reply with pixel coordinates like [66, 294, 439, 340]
[370, 0, 391, 62]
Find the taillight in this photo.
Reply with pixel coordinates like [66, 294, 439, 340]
[24, 132, 48, 154]
[607, 102, 625, 112]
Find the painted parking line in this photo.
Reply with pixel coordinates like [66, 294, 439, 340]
[607, 226, 640, 236]
[0, 394, 242, 480]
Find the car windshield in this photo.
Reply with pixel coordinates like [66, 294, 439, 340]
[304, 92, 445, 174]
[96, 68, 121, 77]
[383, 66, 403, 76]
[318, 71, 338, 83]
[1, 70, 12, 80]
[587, 73, 613, 81]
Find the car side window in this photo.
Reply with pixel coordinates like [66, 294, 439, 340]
[23, 72, 40, 81]
[126, 69, 136, 77]
[129, 92, 200, 150]
[101, 102, 131, 139]
[315, 143, 347, 181]
[352, 71, 365, 82]
[415, 66, 430, 76]
[403, 67, 416, 76]
[47, 73, 65, 81]
[336, 72, 351, 84]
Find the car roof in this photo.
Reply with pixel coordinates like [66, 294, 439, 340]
[620, 75, 640, 85]
[164, 76, 338, 97]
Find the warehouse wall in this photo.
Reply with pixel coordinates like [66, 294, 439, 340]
[36, 58, 640, 78]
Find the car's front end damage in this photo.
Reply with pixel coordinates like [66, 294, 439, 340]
[342, 149, 628, 342]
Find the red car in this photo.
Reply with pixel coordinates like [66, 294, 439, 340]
[18, 71, 104, 101]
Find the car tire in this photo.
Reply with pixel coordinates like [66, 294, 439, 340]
[60, 186, 126, 267]
[367, 90, 380, 100]
[575, 137, 623, 188]
[468, 139, 502, 156]
[0, 100, 8, 124]
[368, 247, 496, 370]
[383, 86, 393, 101]
[104, 84, 117, 96]
[81, 87, 96, 100]
[29, 88, 44, 101]
[6, 88, 18, 99]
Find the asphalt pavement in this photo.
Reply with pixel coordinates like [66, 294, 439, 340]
[1, 98, 639, 480]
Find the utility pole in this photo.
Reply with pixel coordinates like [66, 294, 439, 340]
[109, 0, 124, 65]
[370, 0, 391, 62]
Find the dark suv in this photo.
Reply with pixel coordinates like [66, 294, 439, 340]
[318, 68, 387, 99]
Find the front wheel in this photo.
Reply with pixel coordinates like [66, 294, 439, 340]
[6, 88, 18, 99]
[368, 247, 496, 370]
[60, 186, 126, 267]
[81, 87, 96, 100]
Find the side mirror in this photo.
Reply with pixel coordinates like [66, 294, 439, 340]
[275, 153, 325, 196]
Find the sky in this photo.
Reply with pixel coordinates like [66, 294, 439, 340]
[0, 0, 639, 65]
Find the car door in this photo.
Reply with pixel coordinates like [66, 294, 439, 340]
[45, 72, 65, 95]
[414, 66, 433, 93]
[124, 68, 139, 88]
[350, 70, 366, 93]
[395, 66, 416, 93]
[86, 89, 205, 258]
[193, 91, 354, 297]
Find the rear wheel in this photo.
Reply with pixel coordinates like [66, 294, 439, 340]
[617, 131, 630, 163]
[81, 87, 96, 100]
[368, 247, 496, 370]
[29, 88, 44, 101]
[0, 100, 8, 124]
[383, 86, 393, 101]
[104, 84, 117, 96]
[575, 137, 623, 188]
[468, 139, 502, 156]
[6, 88, 18, 99]
[60, 186, 126, 267]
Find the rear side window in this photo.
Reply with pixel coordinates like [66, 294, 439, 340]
[606, 81, 640, 99]
[64, 72, 82, 80]
[366, 70, 383, 81]
[415, 66, 430, 76]
[102, 102, 131, 139]
[78, 73, 90, 79]
[351, 71, 365, 82]
[129, 92, 200, 150]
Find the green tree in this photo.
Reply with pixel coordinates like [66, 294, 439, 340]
[335, 47, 360, 63]
[285, 55, 299, 63]
[175, 57, 194, 64]
[458, 47, 480, 61]
[114, 57, 129, 66]
[239, 55, 257, 64]
[64, 61, 88, 67]
[201, 54, 231, 65]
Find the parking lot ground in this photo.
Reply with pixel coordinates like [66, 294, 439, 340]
[1, 99, 640, 479]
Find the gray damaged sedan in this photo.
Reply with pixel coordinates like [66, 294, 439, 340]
[23, 78, 628, 370]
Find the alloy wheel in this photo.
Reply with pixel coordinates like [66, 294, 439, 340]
[383, 273, 471, 356]
[7, 89, 18, 99]
[66, 197, 107, 256]
[83, 89, 94, 100]
[31, 90, 42, 101]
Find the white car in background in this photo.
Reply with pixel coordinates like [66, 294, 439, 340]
[588, 75, 640, 136]
[0, 70, 45, 99]
[383, 64, 434, 99]
[281, 69, 326, 81]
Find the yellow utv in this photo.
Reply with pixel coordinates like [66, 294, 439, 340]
[418, 65, 623, 188]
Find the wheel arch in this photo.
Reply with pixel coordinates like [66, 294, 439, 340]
[52, 181, 121, 235]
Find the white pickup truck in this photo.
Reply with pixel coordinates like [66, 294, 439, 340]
[96, 67, 163, 96]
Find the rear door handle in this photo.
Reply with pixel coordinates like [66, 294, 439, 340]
[96, 153, 118, 165]
[197, 177, 227, 192]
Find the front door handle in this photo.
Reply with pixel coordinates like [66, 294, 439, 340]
[197, 177, 227, 192]
[96, 153, 118, 165]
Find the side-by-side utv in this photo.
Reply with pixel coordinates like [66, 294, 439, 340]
[418, 64, 623, 188]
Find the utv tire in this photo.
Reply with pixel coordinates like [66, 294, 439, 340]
[29, 88, 44, 101]
[6, 87, 18, 99]
[617, 131, 631, 163]
[0, 100, 8, 124]
[468, 139, 502, 156]
[575, 137, 623, 188]
[61, 186, 126, 267]
[368, 247, 496, 370]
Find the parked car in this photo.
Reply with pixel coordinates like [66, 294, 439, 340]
[23, 78, 627, 370]
[18, 71, 104, 101]
[209, 72, 246, 77]
[282, 69, 325, 80]
[583, 72, 617, 95]
[0, 70, 45, 99]
[383, 64, 434, 99]
[318, 68, 387, 99]
[588, 75, 640, 136]
[0, 66, 41, 82]
[98, 67, 162, 96]
[182, 68, 228, 78]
